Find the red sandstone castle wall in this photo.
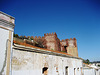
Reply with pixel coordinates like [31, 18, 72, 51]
[30, 32, 78, 57]
[44, 33, 61, 51]
[60, 38, 78, 57]
[60, 39, 68, 52]
[31, 36, 46, 48]
[67, 38, 78, 57]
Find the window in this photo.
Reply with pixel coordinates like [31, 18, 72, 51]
[65, 66, 68, 75]
[64, 46, 67, 52]
[74, 68, 76, 75]
[81, 67, 83, 75]
[77, 68, 79, 71]
[42, 67, 48, 75]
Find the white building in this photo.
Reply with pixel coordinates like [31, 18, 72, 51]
[0, 11, 15, 75]
[12, 44, 83, 75]
[83, 63, 100, 75]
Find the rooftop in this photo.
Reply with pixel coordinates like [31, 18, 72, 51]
[13, 40, 82, 60]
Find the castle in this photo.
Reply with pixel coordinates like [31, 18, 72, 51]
[32, 32, 78, 57]
[1, 11, 100, 75]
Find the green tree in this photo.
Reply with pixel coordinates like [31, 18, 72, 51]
[86, 59, 90, 64]
[98, 65, 100, 67]
[19, 36, 24, 39]
[83, 59, 90, 64]
[14, 33, 19, 38]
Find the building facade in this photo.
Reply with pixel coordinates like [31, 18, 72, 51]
[0, 11, 15, 75]
[32, 33, 78, 57]
[0, 11, 82, 75]
[12, 44, 83, 75]
[83, 63, 100, 75]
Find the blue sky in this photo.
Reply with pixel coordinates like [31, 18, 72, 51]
[1, 0, 100, 61]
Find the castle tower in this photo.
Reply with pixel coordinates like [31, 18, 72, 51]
[44, 32, 61, 51]
[60, 39, 69, 52]
[0, 11, 15, 75]
[60, 38, 78, 57]
[67, 38, 78, 57]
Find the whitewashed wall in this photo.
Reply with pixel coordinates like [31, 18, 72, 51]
[83, 68, 100, 75]
[96, 69, 100, 75]
[0, 11, 15, 75]
[83, 68, 95, 75]
[0, 28, 9, 74]
[12, 47, 83, 75]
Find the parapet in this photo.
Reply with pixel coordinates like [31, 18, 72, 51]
[69, 38, 77, 41]
[73, 38, 76, 40]
[44, 32, 57, 37]
[32, 36, 45, 42]
[0, 11, 15, 31]
[0, 11, 15, 24]
[60, 38, 76, 42]
[61, 39, 65, 42]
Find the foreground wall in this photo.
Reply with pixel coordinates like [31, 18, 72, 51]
[0, 11, 15, 75]
[83, 68, 100, 75]
[12, 45, 83, 75]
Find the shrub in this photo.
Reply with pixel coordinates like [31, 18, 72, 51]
[14, 34, 19, 38]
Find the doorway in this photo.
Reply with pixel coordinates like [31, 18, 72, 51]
[42, 67, 48, 75]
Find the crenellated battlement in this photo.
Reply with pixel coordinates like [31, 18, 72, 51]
[73, 38, 76, 40]
[44, 32, 57, 37]
[60, 38, 76, 42]
[30, 36, 44, 40]
[60, 37, 78, 57]
[69, 38, 76, 40]
[19, 32, 78, 57]
[34, 36, 43, 39]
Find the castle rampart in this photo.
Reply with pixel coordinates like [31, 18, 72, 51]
[23, 32, 78, 57]
[44, 32, 61, 51]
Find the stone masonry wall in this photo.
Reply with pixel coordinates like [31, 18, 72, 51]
[28, 32, 78, 57]
[44, 32, 61, 51]
[60, 38, 78, 57]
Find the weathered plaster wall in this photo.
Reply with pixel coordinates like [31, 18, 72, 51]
[12, 47, 82, 75]
[67, 46, 78, 57]
[0, 11, 15, 75]
[60, 38, 78, 57]
[83, 68, 95, 75]
[0, 28, 9, 75]
[83, 68, 100, 75]
[67, 39, 78, 57]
